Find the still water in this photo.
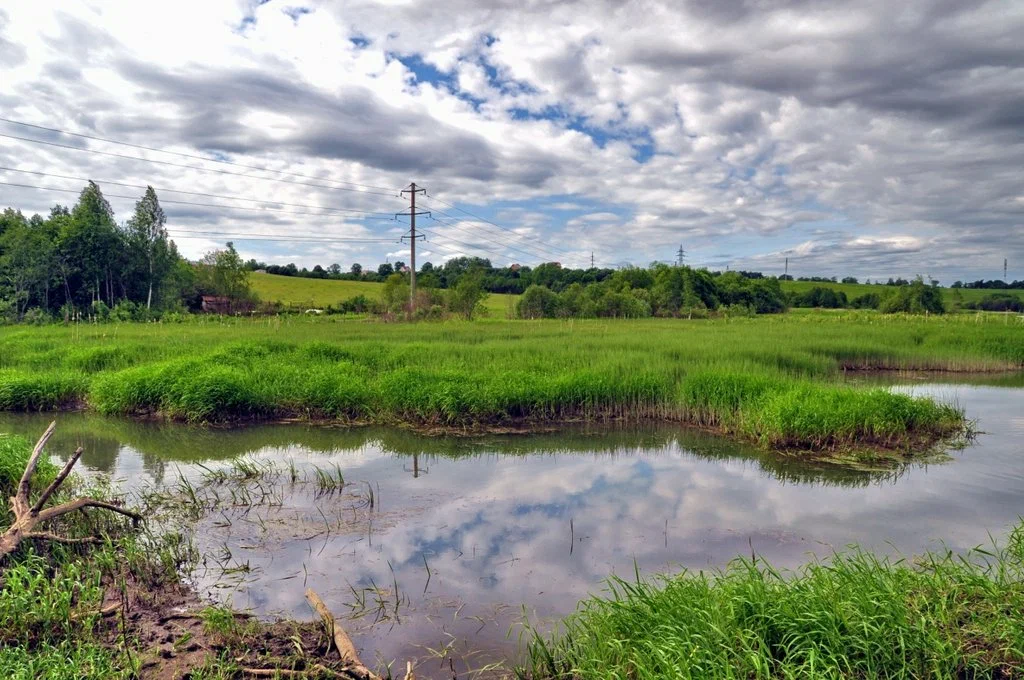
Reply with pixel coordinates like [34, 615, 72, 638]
[1, 375, 1022, 677]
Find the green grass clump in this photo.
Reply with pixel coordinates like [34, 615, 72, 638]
[524, 525, 1024, 679]
[0, 370, 88, 411]
[2, 314, 1020, 451]
[0, 433, 57, 501]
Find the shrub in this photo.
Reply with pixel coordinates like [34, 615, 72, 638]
[517, 285, 560, 319]
[879, 278, 945, 314]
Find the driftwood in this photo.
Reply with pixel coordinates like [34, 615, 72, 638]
[0, 421, 143, 562]
[305, 588, 381, 680]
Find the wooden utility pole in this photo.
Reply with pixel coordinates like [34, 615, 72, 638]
[398, 183, 428, 318]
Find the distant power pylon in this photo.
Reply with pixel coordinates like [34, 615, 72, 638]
[676, 244, 686, 267]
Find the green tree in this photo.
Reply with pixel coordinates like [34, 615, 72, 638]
[448, 270, 489, 320]
[200, 242, 254, 303]
[879, 277, 945, 314]
[0, 212, 51, 318]
[126, 186, 171, 309]
[380, 272, 409, 314]
[63, 181, 122, 307]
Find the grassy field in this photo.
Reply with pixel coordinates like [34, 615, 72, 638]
[522, 521, 1024, 679]
[0, 313, 1020, 452]
[779, 279, 1001, 305]
[250, 272, 518, 317]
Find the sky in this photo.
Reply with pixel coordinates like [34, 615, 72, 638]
[1, 0, 1022, 282]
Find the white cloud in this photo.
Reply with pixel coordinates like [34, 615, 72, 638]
[0, 0, 1021, 280]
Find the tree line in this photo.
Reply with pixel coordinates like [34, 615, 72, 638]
[0, 182, 253, 322]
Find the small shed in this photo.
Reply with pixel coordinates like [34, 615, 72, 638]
[201, 296, 234, 314]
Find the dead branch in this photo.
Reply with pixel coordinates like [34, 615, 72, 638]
[70, 601, 123, 622]
[1, 422, 144, 563]
[242, 665, 341, 678]
[305, 588, 380, 680]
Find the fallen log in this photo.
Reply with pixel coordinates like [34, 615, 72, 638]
[305, 588, 380, 680]
[0, 422, 144, 563]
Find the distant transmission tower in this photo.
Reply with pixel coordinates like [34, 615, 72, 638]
[1005, 258, 1009, 281]
[785, 257, 789, 277]
[676, 244, 686, 267]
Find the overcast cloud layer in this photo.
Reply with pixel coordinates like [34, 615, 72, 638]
[1, 0, 1022, 281]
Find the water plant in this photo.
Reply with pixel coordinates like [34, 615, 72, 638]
[521, 525, 1024, 679]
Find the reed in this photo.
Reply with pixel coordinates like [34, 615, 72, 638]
[521, 524, 1024, 679]
[1, 314, 1019, 451]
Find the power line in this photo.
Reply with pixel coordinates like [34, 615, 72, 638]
[166, 229, 397, 244]
[0, 117, 398, 193]
[0, 132, 400, 198]
[427, 214, 567, 263]
[422, 193, 576, 257]
[0, 180, 397, 220]
[0, 167, 399, 217]
[419, 198, 571, 261]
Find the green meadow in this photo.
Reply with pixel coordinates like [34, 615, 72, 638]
[1, 312, 1021, 452]
[249, 271, 518, 316]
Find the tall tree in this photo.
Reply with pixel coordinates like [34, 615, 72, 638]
[63, 181, 121, 306]
[126, 186, 169, 309]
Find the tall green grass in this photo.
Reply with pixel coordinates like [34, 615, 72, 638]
[0, 313, 1019, 450]
[523, 525, 1024, 679]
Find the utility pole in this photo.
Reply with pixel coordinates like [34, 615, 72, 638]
[591, 251, 595, 269]
[784, 257, 788, 277]
[397, 183, 428, 319]
[676, 244, 685, 267]
[1005, 258, 1008, 282]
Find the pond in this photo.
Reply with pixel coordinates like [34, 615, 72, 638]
[2, 374, 1022, 678]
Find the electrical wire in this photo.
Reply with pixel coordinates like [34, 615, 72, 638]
[0, 180, 397, 220]
[419, 199, 570, 261]
[0, 132, 400, 198]
[0, 166, 396, 216]
[421, 194, 576, 257]
[0, 117, 399, 193]
[166, 229, 397, 244]
[426, 214, 566, 263]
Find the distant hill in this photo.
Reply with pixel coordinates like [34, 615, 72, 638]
[249, 272, 518, 316]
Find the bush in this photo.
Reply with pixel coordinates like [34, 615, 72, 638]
[338, 294, 374, 314]
[851, 293, 881, 309]
[21, 307, 52, 325]
[793, 286, 848, 309]
[879, 278, 945, 314]
[517, 285, 560, 319]
[111, 301, 145, 322]
[967, 293, 1024, 313]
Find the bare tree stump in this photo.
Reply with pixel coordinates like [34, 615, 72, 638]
[0, 421, 143, 562]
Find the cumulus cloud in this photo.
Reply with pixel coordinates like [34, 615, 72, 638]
[0, 0, 1021, 278]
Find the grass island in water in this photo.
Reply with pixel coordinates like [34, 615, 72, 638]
[1, 313, 1021, 454]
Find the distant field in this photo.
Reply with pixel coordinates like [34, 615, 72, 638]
[779, 280, 1005, 305]
[249, 272, 518, 317]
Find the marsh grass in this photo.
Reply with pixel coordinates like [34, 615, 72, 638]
[521, 526, 1024, 679]
[1, 314, 1020, 451]
[0, 435, 187, 679]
